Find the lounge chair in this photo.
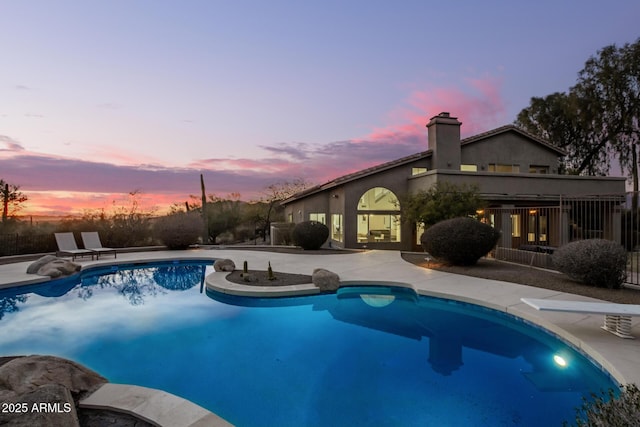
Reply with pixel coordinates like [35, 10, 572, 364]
[54, 232, 94, 261]
[81, 231, 117, 259]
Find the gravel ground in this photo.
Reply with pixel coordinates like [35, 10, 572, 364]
[401, 253, 640, 304]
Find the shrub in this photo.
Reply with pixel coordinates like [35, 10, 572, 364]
[552, 239, 627, 289]
[421, 217, 500, 266]
[292, 220, 329, 250]
[568, 384, 640, 427]
[154, 212, 203, 250]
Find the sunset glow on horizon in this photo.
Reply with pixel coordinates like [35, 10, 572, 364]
[1, 1, 638, 217]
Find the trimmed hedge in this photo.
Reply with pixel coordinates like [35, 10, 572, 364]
[552, 239, 627, 289]
[154, 212, 203, 250]
[421, 217, 500, 266]
[292, 220, 329, 250]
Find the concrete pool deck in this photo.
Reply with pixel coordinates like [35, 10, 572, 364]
[2, 248, 639, 426]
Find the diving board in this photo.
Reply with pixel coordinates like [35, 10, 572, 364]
[521, 298, 640, 339]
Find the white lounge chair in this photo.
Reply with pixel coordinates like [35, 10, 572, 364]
[54, 232, 94, 261]
[81, 232, 117, 259]
[521, 297, 640, 339]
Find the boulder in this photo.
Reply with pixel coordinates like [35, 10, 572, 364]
[312, 268, 340, 292]
[213, 258, 235, 272]
[37, 259, 81, 278]
[0, 355, 107, 400]
[26, 255, 58, 274]
[27, 256, 81, 278]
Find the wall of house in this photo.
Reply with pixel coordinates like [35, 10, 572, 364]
[461, 132, 560, 173]
[283, 191, 330, 225]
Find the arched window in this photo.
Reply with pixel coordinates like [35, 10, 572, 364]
[356, 187, 401, 243]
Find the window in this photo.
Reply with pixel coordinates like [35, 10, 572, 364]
[309, 213, 326, 224]
[488, 164, 520, 173]
[529, 165, 549, 174]
[511, 214, 521, 237]
[412, 167, 428, 175]
[287, 213, 293, 223]
[358, 187, 399, 210]
[357, 187, 401, 243]
[331, 214, 343, 242]
[460, 164, 478, 172]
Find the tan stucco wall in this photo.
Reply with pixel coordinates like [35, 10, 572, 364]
[461, 132, 560, 173]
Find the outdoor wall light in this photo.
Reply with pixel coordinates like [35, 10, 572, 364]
[332, 194, 339, 198]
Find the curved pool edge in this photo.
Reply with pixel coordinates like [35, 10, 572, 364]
[80, 383, 233, 427]
[207, 272, 628, 386]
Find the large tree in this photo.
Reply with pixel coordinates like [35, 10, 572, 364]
[516, 38, 640, 207]
[0, 179, 28, 224]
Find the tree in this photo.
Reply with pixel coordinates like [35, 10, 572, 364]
[253, 178, 313, 242]
[205, 193, 242, 243]
[516, 38, 640, 208]
[515, 92, 608, 175]
[0, 179, 28, 224]
[401, 181, 485, 228]
[575, 40, 640, 209]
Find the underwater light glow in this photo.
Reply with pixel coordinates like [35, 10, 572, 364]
[554, 355, 567, 367]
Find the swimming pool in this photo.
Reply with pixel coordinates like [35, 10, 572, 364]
[0, 261, 618, 426]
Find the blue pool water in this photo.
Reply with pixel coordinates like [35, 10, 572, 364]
[0, 261, 618, 426]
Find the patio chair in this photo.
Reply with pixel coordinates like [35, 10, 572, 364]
[54, 232, 94, 261]
[81, 231, 117, 259]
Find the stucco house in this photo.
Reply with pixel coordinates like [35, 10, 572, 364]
[281, 112, 626, 251]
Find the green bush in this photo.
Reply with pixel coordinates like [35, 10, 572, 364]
[568, 384, 639, 427]
[421, 217, 500, 265]
[154, 212, 203, 250]
[292, 220, 329, 250]
[553, 239, 627, 289]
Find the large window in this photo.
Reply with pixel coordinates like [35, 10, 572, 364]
[331, 214, 343, 242]
[357, 187, 401, 243]
[309, 213, 326, 224]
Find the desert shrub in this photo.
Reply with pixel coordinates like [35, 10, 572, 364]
[568, 384, 640, 427]
[552, 239, 627, 289]
[292, 220, 329, 250]
[421, 217, 500, 265]
[154, 212, 203, 249]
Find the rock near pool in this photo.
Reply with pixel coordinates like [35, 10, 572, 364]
[312, 268, 340, 292]
[214, 258, 235, 272]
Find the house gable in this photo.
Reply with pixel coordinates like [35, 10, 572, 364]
[460, 126, 564, 173]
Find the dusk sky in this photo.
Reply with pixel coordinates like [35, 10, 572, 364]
[1, 1, 638, 217]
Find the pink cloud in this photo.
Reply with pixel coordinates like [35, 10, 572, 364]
[365, 76, 507, 145]
[3, 76, 507, 216]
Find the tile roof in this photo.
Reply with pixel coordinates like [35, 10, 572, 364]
[282, 124, 566, 204]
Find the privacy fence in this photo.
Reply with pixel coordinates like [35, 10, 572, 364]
[482, 192, 640, 285]
[0, 233, 57, 257]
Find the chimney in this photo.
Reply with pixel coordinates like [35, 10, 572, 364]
[427, 112, 462, 170]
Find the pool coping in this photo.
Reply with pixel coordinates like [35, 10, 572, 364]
[2, 249, 639, 426]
